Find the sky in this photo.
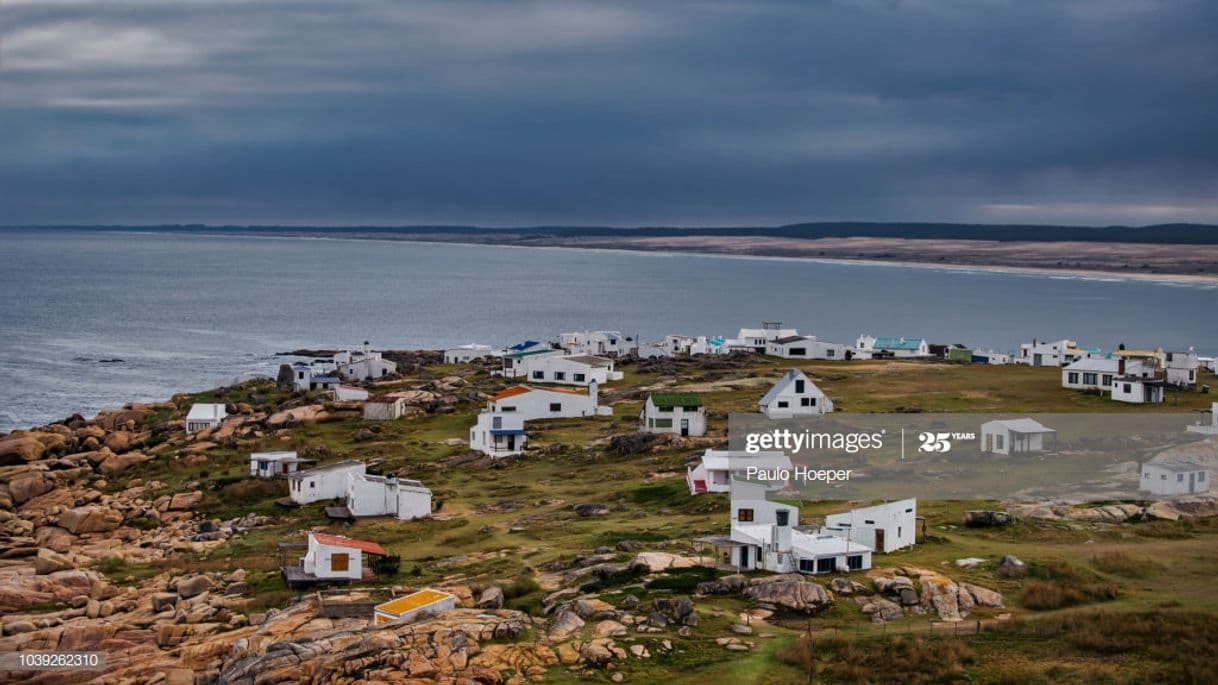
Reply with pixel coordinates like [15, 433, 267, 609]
[2, 0, 1217, 227]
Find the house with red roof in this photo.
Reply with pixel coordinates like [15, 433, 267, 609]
[292, 532, 387, 584]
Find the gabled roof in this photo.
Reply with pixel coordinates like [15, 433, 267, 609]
[186, 403, 227, 421]
[982, 418, 1055, 434]
[759, 369, 813, 405]
[309, 532, 386, 556]
[291, 460, 365, 479]
[650, 392, 703, 408]
[490, 385, 591, 401]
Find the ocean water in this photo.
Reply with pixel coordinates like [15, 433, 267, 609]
[1, 228, 1215, 432]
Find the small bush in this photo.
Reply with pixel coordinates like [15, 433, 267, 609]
[370, 554, 401, 576]
[503, 574, 541, 600]
[1022, 580, 1119, 611]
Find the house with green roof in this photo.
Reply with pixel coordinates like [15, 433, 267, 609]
[640, 392, 706, 437]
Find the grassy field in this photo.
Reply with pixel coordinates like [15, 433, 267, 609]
[101, 355, 1218, 683]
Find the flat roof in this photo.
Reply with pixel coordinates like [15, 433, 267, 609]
[701, 450, 792, 471]
[375, 588, 454, 616]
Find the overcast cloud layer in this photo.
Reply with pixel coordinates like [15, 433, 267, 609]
[2, 0, 1217, 226]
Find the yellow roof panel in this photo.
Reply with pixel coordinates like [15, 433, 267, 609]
[374, 588, 453, 616]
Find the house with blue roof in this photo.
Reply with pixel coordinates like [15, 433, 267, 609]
[856, 334, 930, 358]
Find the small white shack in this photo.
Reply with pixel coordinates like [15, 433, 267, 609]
[979, 418, 1055, 455]
[823, 499, 917, 554]
[249, 450, 312, 479]
[185, 403, 227, 433]
[640, 393, 706, 437]
[444, 344, 499, 364]
[1140, 459, 1210, 496]
[687, 450, 792, 494]
[759, 369, 833, 418]
[363, 396, 408, 421]
[299, 532, 386, 582]
[345, 473, 432, 520]
[290, 460, 367, 505]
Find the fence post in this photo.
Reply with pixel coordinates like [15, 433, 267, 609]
[976, 619, 981, 635]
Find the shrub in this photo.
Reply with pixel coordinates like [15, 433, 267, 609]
[370, 554, 401, 576]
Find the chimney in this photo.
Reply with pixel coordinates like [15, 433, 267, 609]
[773, 509, 792, 551]
[1118, 358, 1126, 375]
[589, 379, 599, 408]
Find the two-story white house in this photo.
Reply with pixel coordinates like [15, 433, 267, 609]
[640, 393, 706, 437]
[1165, 349, 1200, 388]
[727, 322, 800, 353]
[1017, 339, 1098, 367]
[759, 369, 834, 418]
[706, 479, 873, 575]
[290, 361, 342, 392]
[822, 499, 917, 554]
[469, 413, 528, 457]
[557, 330, 637, 357]
[334, 343, 397, 380]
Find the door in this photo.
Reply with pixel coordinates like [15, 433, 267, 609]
[1190, 472, 1196, 494]
[1033, 353, 1043, 366]
[874, 529, 885, 552]
[739, 546, 749, 568]
[507, 435, 516, 451]
[680, 419, 689, 437]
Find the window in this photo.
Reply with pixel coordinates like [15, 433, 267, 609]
[827, 349, 836, 358]
[1161, 474, 1167, 480]
[847, 555, 864, 570]
[554, 371, 566, 381]
[550, 403, 562, 412]
[1067, 372, 1079, 384]
[795, 380, 805, 393]
[777, 400, 789, 408]
[1178, 474, 1185, 482]
[1102, 374, 1113, 385]
[737, 508, 754, 522]
[790, 348, 806, 356]
[1200, 472, 1206, 482]
[1082, 372, 1097, 385]
[500, 405, 516, 412]
[330, 552, 349, 572]
[1123, 383, 1132, 393]
[573, 373, 586, 382]
[996, 435, 1004, 450]
[492, 416, 502, 429]
[864, 519, 875, 525]
[653, 418, 673, 428]
[898, 526, 902, 537]
[776, 510, 789, 526]
[816, 558, 835, 574]
[801, 397, 811, 407]
[799, 559, 815, 572]
[532, 370, 544, 380]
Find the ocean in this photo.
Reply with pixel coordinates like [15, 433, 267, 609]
[1, 228, 1215, 432]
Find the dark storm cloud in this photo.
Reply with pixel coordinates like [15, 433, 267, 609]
[2, 0, 1217, 225]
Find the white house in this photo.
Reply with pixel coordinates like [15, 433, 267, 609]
[334, 343, 397, 380]
[1062, 358, 1121, 392]
[971, 349, 1011, 365]
[300, 532, 386, 582]
[470, 412, 528, 457]
[290, 361, 342, 392]
[1186, 403, 1218, 436]
[1200, 356, 1217, 374]
[727, 322, 800, 353]
[1140, 459, 1210, 496]
[290, 460, 367, 505]
[499, 346, 563, 378]
[363, 396, 408, 420]
[636, 342, 672, 359]
[856, 335, 930, 358]
[687, 450, 792, 494]
[558, 330, 637, 357]
[1112, 374, 1166, 404]
[249, 450, 312, 478]
[1165, 349, 1200, 388]
[640, 393, 706, 437]
[505, 353, 623, 386]
[485, 383, 609, 420]
[373, 589, 457, 626]
[444, 344, 500, 364]
[710, 479, 872, 575]
[979, 418, 1055, 455]
[759, 369, 834, 418]
[1017, 339, 1098, 367]
[765, 335, 850, 360]
[662, 334, 727, 356]
[334, 385, 370, 402]
[185, 403, 227, 433]
[345, 472, 432, 520]
[823, 499, 917, 554]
